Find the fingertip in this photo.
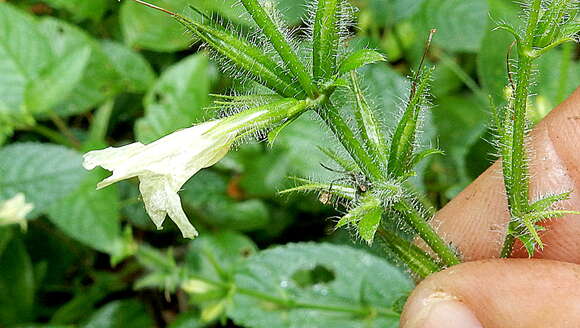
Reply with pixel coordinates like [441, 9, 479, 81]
[401, 293, 482, 328]
[401, 260, 580, 328]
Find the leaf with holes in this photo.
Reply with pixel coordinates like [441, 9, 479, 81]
[229, 243, 412, 328]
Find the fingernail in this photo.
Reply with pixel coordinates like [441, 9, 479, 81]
[405, 293, 483, 328]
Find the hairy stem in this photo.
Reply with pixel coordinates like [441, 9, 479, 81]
[395, 200, 461, 267]
[377, 228, 441, 279]
[317, 102, 384, 181]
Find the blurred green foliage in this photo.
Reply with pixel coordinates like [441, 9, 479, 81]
[0, 0, 578, 327]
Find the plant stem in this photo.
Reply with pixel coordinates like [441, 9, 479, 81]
[316, 102, 384, 181]
[500, 0, 542, 257]
[239, 0, 318, 98]
[377, 228, 441, 279]
[395, 200, 460, 267]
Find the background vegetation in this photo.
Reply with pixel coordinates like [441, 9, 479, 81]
[0, 0, 578, 327]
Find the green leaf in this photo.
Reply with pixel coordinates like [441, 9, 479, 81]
[387, 67, 434, 178]
[339, 49, 386, 74]
[0, 236, 35, 326]
[337, 195, 383, 244]
[37, 18, 121, 117]
[24, 46, 91, 114]
[42, 0, 109, 22]
[529, 192, 571, 212]
[230, 243, 412, 328]
[100, 41, 157, 93]
[135, 54, 212, 143]
[120, 0, 193, 52]
[83, 300, 154, 328]
[350, 71, 388, 163]
[47, 171, 123, 256]
[357, 206, 383, 244]
[0, 143, 86, 215]
[367, 0, 427, 26]
[0, 3, 52, 116]
[415, 0, 489, 52]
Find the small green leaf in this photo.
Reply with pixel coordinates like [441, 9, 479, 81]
[24, 46, 91, 114]
[529, 192, 571, 212]
[350, 71, 388, 163]
[267, 115, 298, 146]
[411, 148, 444, 168]
[337, 195, 382, 244]
[357, 206, 382, 244]
[318, 146, 356, 171]
[339, 49, 386, 74]
[387, 67, 434, 178]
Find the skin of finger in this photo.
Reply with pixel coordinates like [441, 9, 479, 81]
[430, 88, 580, 262]
[401, 259, 580, 328]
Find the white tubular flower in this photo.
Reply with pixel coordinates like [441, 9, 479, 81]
[83, 98, 310, 239]
[83, 120, 236, 238]
[0, 193, 34, 231]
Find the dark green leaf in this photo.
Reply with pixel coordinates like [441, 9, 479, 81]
[83, 300, 154, 328]
[0, 236, 35, 325]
